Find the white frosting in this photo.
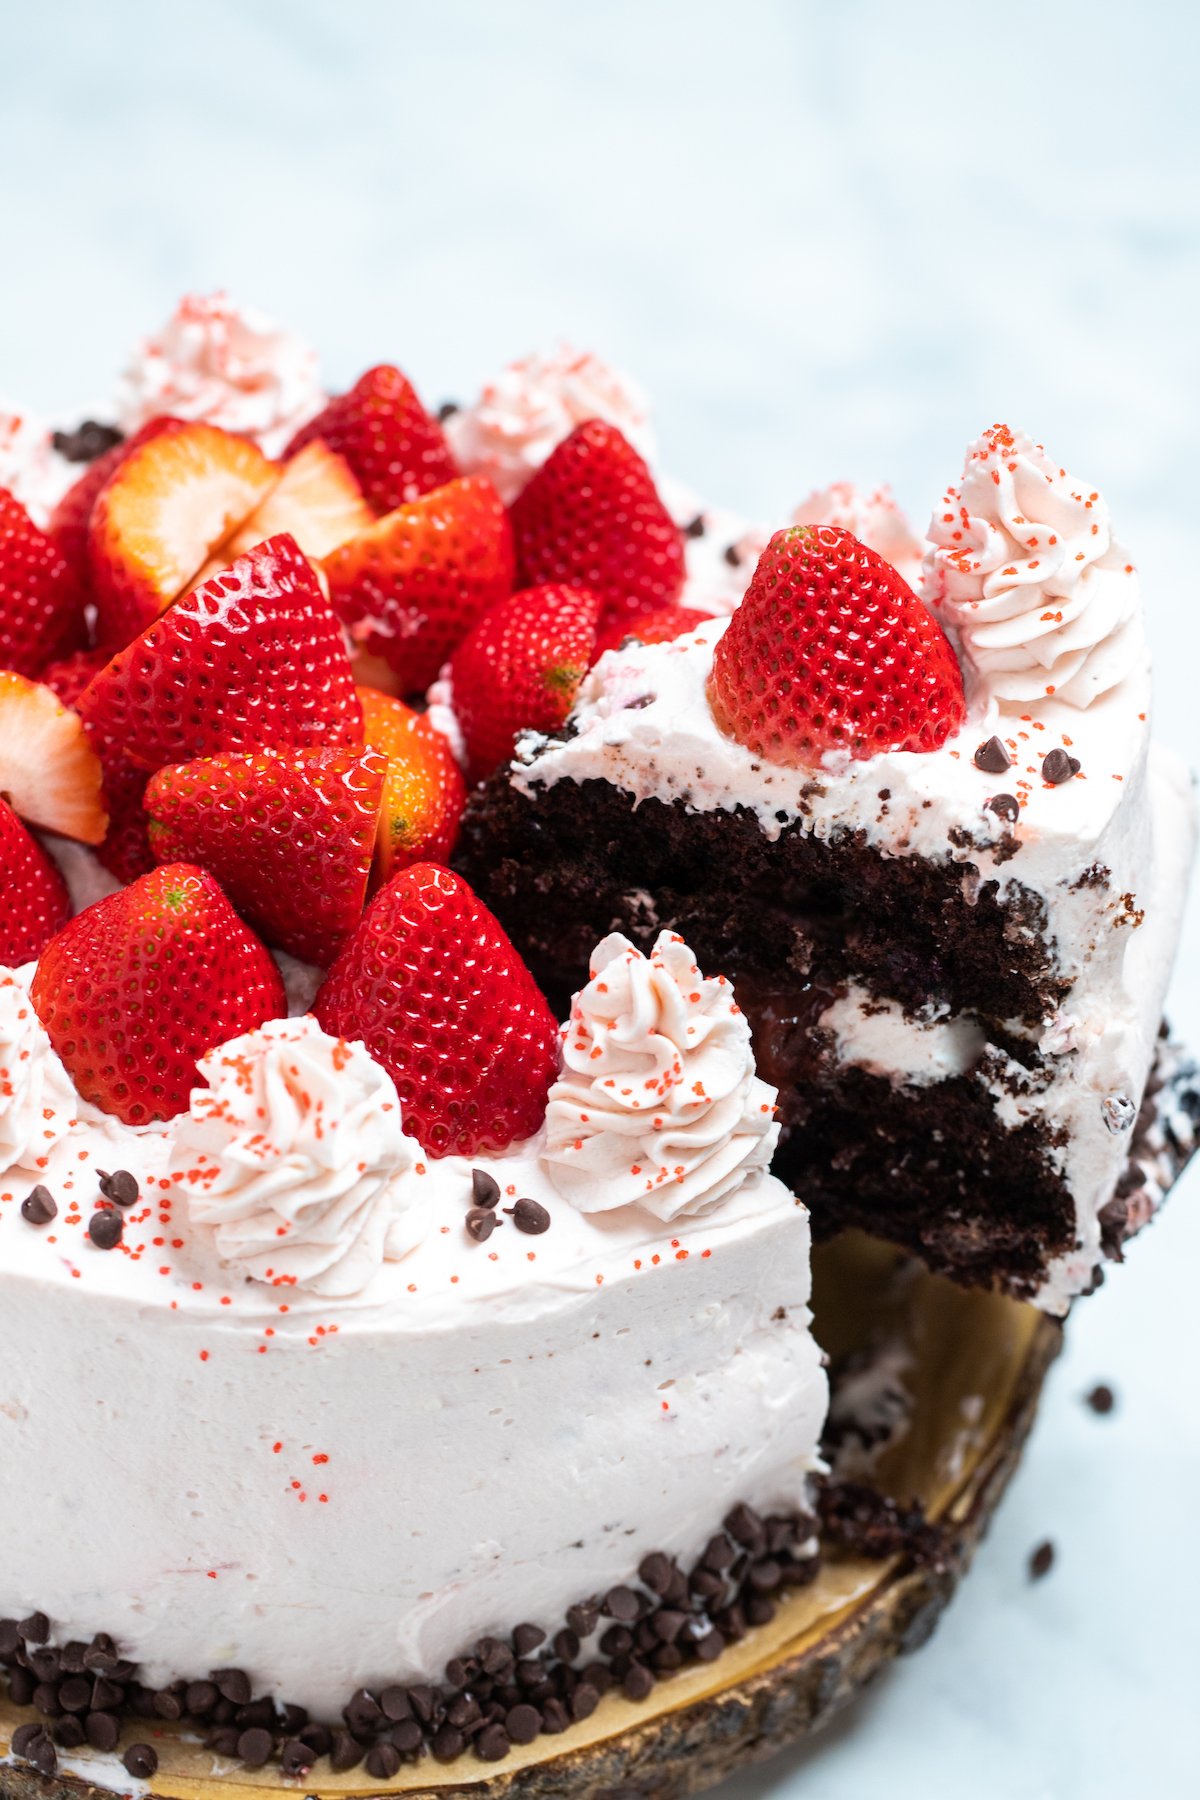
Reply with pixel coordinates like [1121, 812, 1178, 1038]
[543, 931, 778, 1220]
[116, 293, 324, 457]
[173, 1018, 424, 1297]
[820, 987, 986, 1087]
[793, 480, 923, 589]
[0, 968, 79, 1171]
[0, 404, 76, 525]
[924, 425, 1144, 708]
[444, 346, 654, 504]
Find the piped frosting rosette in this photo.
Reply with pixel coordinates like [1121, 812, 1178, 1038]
[173, 1016, 423, 1296]
[923, 423, 1144, 708]
[542, 931, 779, 1222]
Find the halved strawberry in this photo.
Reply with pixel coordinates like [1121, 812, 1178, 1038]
[0, 671, 106, 843]
[145, 746, 386, 965]
[0, 798, 70, 965]
[191, 440, 373, 587]
[709, 525, 967, 766]
[78, 535, 363, 773]
[89, 422, 276, 649]
[48, 417, 181, 591]
[0, 486, 86, 677]
[324, 475, 514, 693]
[42, 651, 155, 883]
[315, 863, 559, 1156]
[286, 364, 457, 515]
[510, 419, 685, 633]
[591, 601, 715, 662]
[31, 862, 285, 1125]
[449, 583, 601, 780]
[358, 686, 467, 884]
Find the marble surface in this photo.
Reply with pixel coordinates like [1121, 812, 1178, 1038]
[1, 2, 1196, 1793]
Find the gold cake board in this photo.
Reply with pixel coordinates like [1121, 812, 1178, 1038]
[0, 1235, 1062, 1800]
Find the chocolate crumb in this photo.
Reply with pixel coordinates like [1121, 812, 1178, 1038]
[974, 736, 1012, 774]
[506, 1196, 551, 1235]
[1086, 1382, 1116, 1416]
[88, 1209, 123, 1250]
[471, 1168, 501, 1209]
[52, 421, 124, 463]
[987, 793, 1020, 824]
[98, 1169, 140, 1207]
[683, 513, 706, 539]
[21, 1185, 57, 1226]
[1029, 1540, 1055, 1581]
[466, 1207, 498, 1243]
[1042, 749, 1080, 785]
[123, 1743, 159, 1779]
[722, 544, 741, 567]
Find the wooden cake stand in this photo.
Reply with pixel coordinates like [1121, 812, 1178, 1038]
[0, 1234, 1062, 1800]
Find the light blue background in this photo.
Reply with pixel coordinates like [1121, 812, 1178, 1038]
[2, 4, 1197, 1795]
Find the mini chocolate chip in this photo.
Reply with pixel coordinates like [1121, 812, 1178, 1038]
[651, 1608, 688, 1644]
[601, 1584, 639, 1621]
[13, 1723, 57, 1775]
[98, 1168, 139, 1206]
[277, 1701, 307, 1733]
[329, 1730, 363, 1772]
[475, 1722, 510, 1762]
[693, 1627, 726, 1662]
[407, 1683, 436, 1722]
[236, 1697, 274, 1729]
[9, 1667, 35, 1705]
[987, 793, 1020, 824]
[565, 1601, 598, 1638]
[475, 1636, 512, 1677]
[204, 1726, 241, 1757]
[366, 1741, 402, 1779]
[52, 421, 124, 463]
[622, 1662, 654, 1701]
[432, 1724, 466, 1762]
[86, 1711, 121, 1752]
[155, 1686, 184, 1719]
[749, 1557, 783, 1592]
[600, 1624, 633, 1657]
[88, 1209, 123, 1250]
[444, 1655, 475, 1689]
[12, 1722, 45, 1757]
[92, 1676, 124, 1711]
[725, 1501, 765, 1547]
[552, 1627, 580, 1663]
[1086, 1382, 1116, 1415]
[437, 401, 460, 422]
[974, 735, 1011, 774]
[186, 1678, 219, 1715]
[54, 1717, 86, 1749]
[540, 1696, 570, 1734]
[505, 1702, 541, 1745]
[1029, 1540, 1055, 1580]
[390, 1717, 423, 1753]
[21, 1185, 57, 1225]
[638, 1551, 674, 1595]
[19, 1610, 50, 1642]
[343, 1685, 382, 1726]
[0, 1616, 20, 1653]
[1042, 748, 1080, 785]
[466, 1207, 497, 1243]
[472, 1168, 501, 1209]
[58, 1676, 91, 1713]
[571, 1682, 600, 1722]
[237, 1726, 274, 1768]
[722, 544, 741, 567]
[299, 1722, 333, 1756]
[29, 1646, 60, 1680]
[278, 1739, 311, 1777]
[512, 1621, 546, 1656]
[211, 1667, 251, 1705]
[33, 1681, 62, 1715]
[746, 1594, 777, 1626]
[683, 513, 706, 539]
[505, 1196, 551, 1235]
[701, 1532, 735, 1572]
[123, 1743, 159, 1779]
[380, 1683, 411, 1720]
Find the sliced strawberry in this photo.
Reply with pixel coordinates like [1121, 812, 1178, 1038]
[358, 686, 467, 884]
[78, 534, 363, 773]
[0, 798, 70, 965]
[592, 601, 715, 662]
[449, 583, 601, 780]
[145, 747, 386, 965]
[42, 647, 109, 710]
[286, 364, 457, 515]
[41, 651, 155, 882]
[0, 486, 86, 677]
[324, 475, 514, 693]
[48, 417, 181, 591]
[315, 863, 558, 1156]
[191, 440, 373, 586]
[709, 525, 967, 766]
[31, 862, 285, 1125]
[510, 419, 684, 634]
[89, 422, 276, 649]
[0, 671, 106, 843]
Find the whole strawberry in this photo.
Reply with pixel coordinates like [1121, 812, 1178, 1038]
[32, 863, 286, 1125]
[510, 419, 685, 633]
[0, 486, 86, 677]
[315, 863, 559, 1156]
[78, 534, 363, 773]
[324, 476, 514, 693]
[592, 601, 715, 662]
[41, 654, 156, 883]
[286, 364, 457, 515]
[145, 747, 386, 965]
[358, 687, 467, 884]
[0, 799, 70, 966]
[709, 525, 966, 765]
[449, 583, 601, 780]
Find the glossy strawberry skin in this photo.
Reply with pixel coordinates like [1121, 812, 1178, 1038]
[43, 652, 156, 884]
[31, 862, 286, 1125]
[357, 688, 467, 884]
[324, 476, 514, 694]
[509, 419, 685, 633]
[314, 863, 559, 1157]
[47, 417, 181, 591]
[145, 747, 386, 966]
[709, 524, 967, 766]
[0, 799, 70, 966]
[286, 364, 458, 515]
[592, 601, 715, 662]
[78, 534, 363, 774]
[449, 584, 601, 780]
[0, 487, 86, 677]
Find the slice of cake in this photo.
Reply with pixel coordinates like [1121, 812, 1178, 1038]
[459, 426, 1196, 1308]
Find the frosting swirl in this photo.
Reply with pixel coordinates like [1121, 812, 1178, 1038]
[172, 1017, 423, 1296]
[542, 932, 778, 1221]
[793, 481, 923, 588]
[444, 347, 654, 504]
[923, 424, 1143, 707]
[0, 406, 70, 525]
[0, 967, 79, 1171]
[116, 293, 324, 456]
